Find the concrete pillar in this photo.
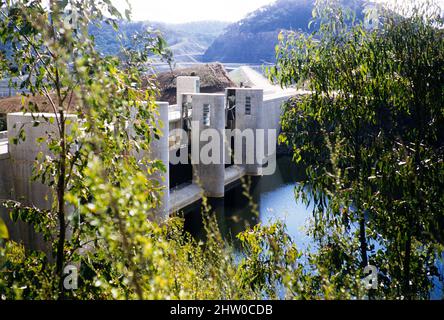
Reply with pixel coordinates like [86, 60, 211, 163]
[0, 151, 16, 242]
[7, 112, 77, 251]
[149, 102, 170, 220]
[7, 112, 78, 208]
[191, 93, 225, 198]
[131, 102, 170, 220]
[226, 88, 264, 175]
[259, 97, 288, 175]
[176, 76, 200, 107]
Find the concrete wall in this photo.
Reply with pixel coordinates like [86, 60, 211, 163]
[0, 152, 38, 249]
[130, 102, 170, 221]
[259, 94, 291, 173]
[4, 113, 77, 251]
[7, 113, 78, 209]
[176, 76, 200, 108]
[261, 94, 291, 133]
[224, 88, 294, 176]
[191, 93, 225, 198]
[149, 102, 170, 220]
[0, 150, 16, 241]
[2, 105, 171, 249]
[226, 88, 264, 175]
[0, 154, 12, 200]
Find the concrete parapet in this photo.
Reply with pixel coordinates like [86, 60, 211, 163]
[169, 183, 201, 213]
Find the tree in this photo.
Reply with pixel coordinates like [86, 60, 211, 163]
[0, 0, 285, 301]
[0, 0, 168, 298]
[269, 0, 444, 299]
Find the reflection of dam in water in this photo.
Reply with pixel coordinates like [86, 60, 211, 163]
[182, 156, 313, 251]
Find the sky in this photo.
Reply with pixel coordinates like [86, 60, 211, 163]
[112, 0, 276, 23]
[112, 0, 444, 24]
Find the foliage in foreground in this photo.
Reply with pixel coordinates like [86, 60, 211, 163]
[269, 0, 444, 299]
[0, 0, 363, 300]
[0, 0, 443, 300]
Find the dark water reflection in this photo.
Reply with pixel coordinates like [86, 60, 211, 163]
[183, 156, 312, 251]
[182, 156, 443, 299]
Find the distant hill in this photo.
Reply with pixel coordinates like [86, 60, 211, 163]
[89, 20, 229, 63]
[163, 21, 229, 63]
[202, 0, 366, 64]
[0, 20, 228, 68]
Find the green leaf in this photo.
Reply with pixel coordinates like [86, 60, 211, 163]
[0, 218, 8, 239]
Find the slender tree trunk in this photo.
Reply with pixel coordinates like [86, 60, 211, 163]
[56, 109, 66, 297]
[355, 141, 368, 267]
[359, 212, 368, 267]
[48, 0, 66, 297]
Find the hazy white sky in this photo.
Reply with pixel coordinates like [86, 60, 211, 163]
[113, 0, 276, 23]
[112, 0, 444, 24]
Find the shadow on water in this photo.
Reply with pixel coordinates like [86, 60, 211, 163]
[182, 156, 314, 251]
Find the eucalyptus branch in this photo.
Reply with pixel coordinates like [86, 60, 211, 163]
[0, 9, 57, 84]
[40, 85, 62, 131]
[66, 237, 105, 260]
[65, 144, 84, 190]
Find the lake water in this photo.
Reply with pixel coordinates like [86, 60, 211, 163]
[182, 155, 443, 299]
[183, 156, 313, 251]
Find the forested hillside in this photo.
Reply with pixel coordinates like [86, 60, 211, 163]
[202, 0, 365, 63]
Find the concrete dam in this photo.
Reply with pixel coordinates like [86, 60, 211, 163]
[0, 72, 304, 246]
